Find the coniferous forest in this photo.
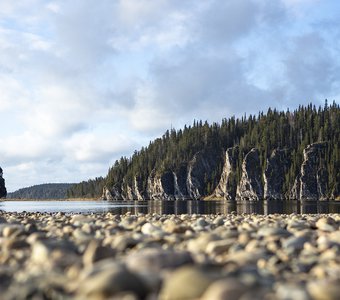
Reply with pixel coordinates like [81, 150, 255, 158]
[67, 101, 340, 199]
[8, 183, 75, 199]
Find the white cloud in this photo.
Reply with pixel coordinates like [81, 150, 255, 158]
[64, 131, 135, 163]
[0, 0, 340, 191]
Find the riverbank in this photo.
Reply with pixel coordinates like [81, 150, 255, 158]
[2, 197, 100, 201]
[0, 212, 339, 299]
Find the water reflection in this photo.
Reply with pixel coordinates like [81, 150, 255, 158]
[0, 200, 339, 214]
[147, 200, 340, 215]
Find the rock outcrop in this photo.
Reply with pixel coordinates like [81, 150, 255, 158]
[102, 142, 332, 201]
[290, 175, 300, 200]
[236, 148, 263, 201]
[0, 167, 7, 198]
[186, 149, 220, 199]
[102, 186, 122, 201]
[298, 142, 328, 200]
[213, 147, 239, 200]
[147, 170, 176, 201]
[102, 148, 220, 201]
[264, 149, 290, 200]
[126, 177, 144, 201]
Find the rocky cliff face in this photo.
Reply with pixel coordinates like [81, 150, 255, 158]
[264, 149, 290, 200]
[147, 170, 176, 200]
[102, 148, 220, 201]
[236, 148, 263, 201]
[186, 149, 219, 199]
[290, 175, 300, 200]
[126, 177, 144, 201]
[102, 142, 332, 201]
[102, 186, 122, 201]
[213, 147, 238, 200]
[293, 142, 328, 200]
[0, 167, 7, 198]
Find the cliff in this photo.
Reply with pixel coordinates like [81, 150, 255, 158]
[291, 142, 329, 200]
[102, 148, 221, 201]
[101, 142, 335, 201]
[236, 148, 263, 201]
[214, 147, 238, 200]
[69, 103, 339, 201]
[264, 149, 291, 200]
[0, 167, 7, 198]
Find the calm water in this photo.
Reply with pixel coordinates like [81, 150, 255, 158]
[1, 200, 340, 214]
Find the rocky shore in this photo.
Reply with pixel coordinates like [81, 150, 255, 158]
[0, 212, 339, 299]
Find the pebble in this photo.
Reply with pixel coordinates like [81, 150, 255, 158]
[205, 238, 235, 255]
[126, 248, 193, 273]
[315, 217, 337, 232]
[201, 278, 248, 300]
[282, 236, 308, 251]
[77, 264, 148, 300]
[83, 240, 116, 267]
[307, 279, 340, 300]
[275, 283, 311, 300]
[0, 211, 339, 299]
[159, 266, 214, 300]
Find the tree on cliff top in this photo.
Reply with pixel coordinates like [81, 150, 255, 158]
[0, 167, 7, 198]
[67, 101, 340, 199]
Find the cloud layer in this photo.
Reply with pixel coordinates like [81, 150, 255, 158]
[0, 0, 339, 191]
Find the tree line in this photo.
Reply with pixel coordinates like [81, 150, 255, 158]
[67, 101, 340, 199]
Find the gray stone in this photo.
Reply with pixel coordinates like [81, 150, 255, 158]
[159, 266, 214, 300]
[201, 278, 247, 300]
[275, 283, 311, 300]
[258, 226, 291, 238]
[77, 264, 148, 300]
[282, 236, 308, 251]
[315, 217, 337, 232]
[307, 279, 340, 300]
[206, 239, 235, 255]
[83, 240, 116, 267]
[126, 248, 193, 272]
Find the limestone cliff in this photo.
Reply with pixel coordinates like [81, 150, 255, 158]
[213, 147, 239, 200]
[126, 177, 144, 201]
[147, 170, 176, 200]
[290, 175, 300, 200]
[0, 167, 7, 198]
[102, 143, 332, 201]
[102, 186, 122, 201]
[298, 142, 328, 200]
[236, 148, 263, 201]
[264, 149, 290, 200]
[186, 149, 220, 200]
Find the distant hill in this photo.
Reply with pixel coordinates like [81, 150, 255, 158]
[7, 183, 74, 199]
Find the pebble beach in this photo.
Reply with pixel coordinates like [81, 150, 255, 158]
[0, 211, 339, 300]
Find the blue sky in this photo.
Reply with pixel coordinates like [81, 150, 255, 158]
[0, 0, 340, 192]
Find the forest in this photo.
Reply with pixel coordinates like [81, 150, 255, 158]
[67, 101, 340, 199]
[8, 183, 74, 199]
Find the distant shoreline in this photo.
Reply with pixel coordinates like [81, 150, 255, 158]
[2, 197, 100, 201]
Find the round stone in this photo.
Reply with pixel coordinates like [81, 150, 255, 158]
[201, 279, 247, 300]
[159, 266, 214, 300]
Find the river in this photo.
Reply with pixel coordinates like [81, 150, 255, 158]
[1, 200, 340, 214]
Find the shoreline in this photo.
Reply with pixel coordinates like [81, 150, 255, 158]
[2, 197, 100, 201]
[2, 198, 340, 203]
[0, 211, 339, 299]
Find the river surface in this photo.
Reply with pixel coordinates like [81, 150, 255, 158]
[1, 200, 340, 214]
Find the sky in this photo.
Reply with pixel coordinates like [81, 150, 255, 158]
[0, 0, 340, 192]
